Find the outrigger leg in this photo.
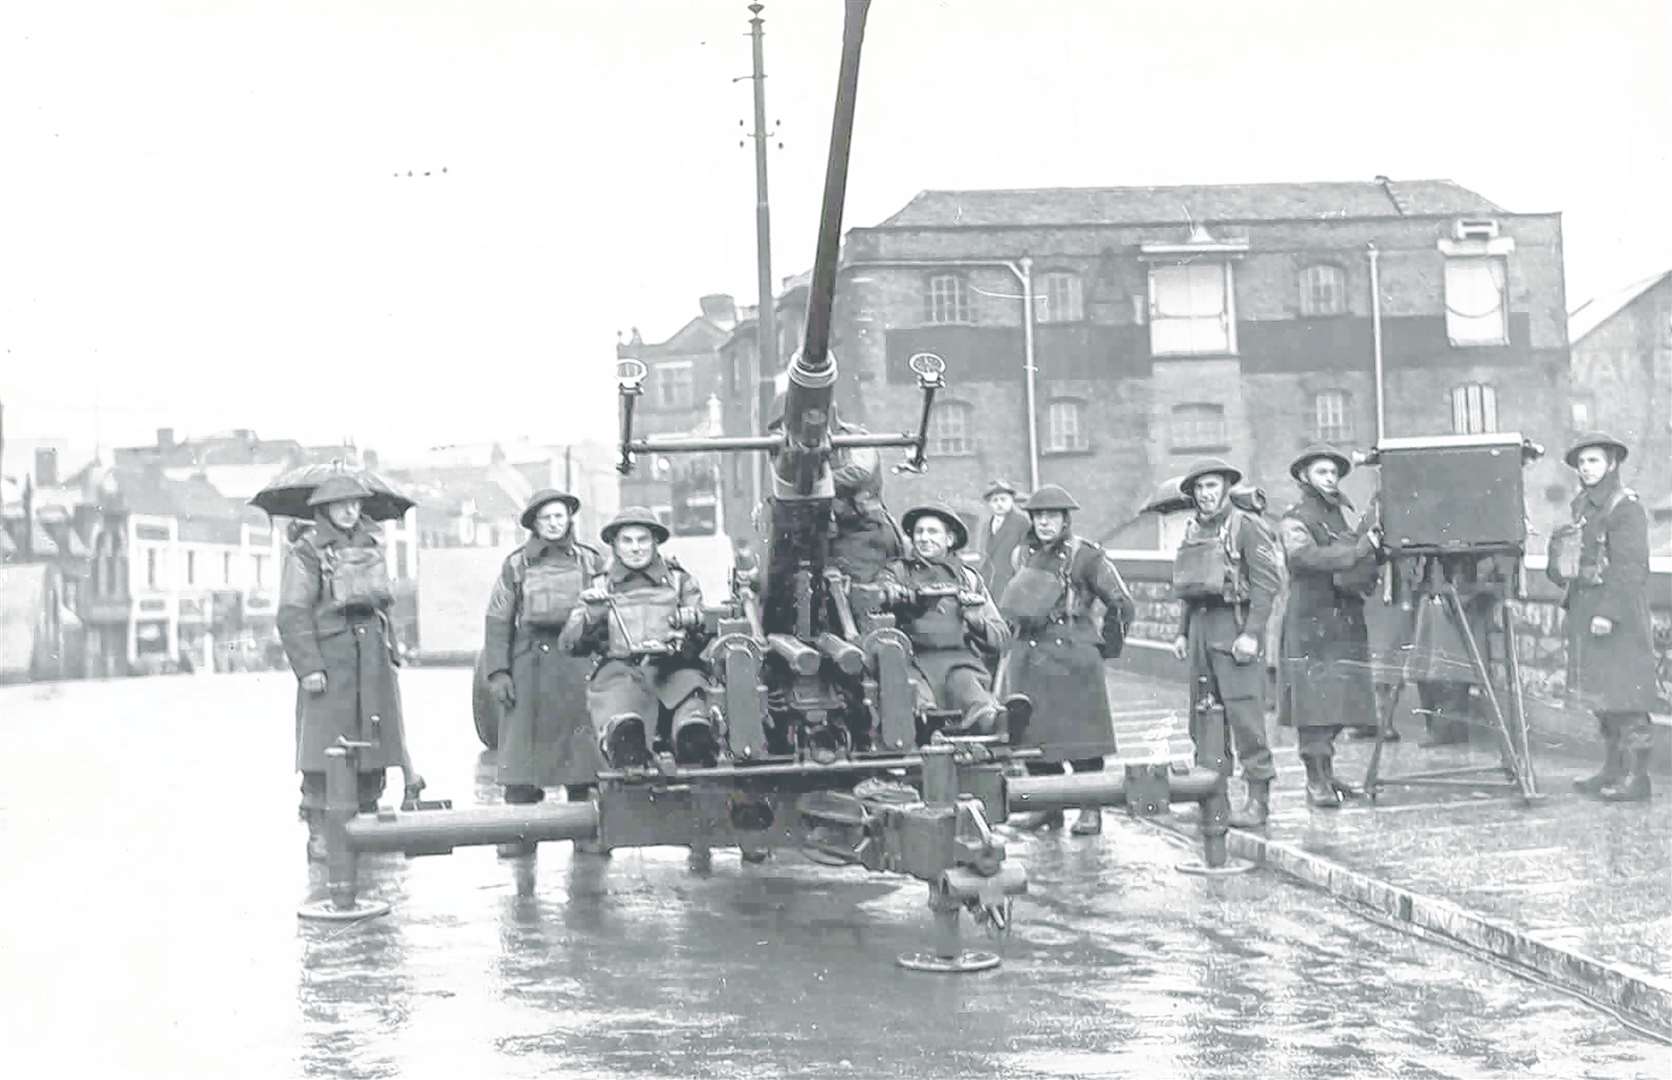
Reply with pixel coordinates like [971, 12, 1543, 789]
[297, 743, 392, 922]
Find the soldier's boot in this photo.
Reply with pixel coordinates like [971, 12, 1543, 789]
[1007, 807, 1065, 831]
[402, 771, 427, 806]
[601, 713, 651, 769]
[1070, 806, 1102, 836]
[1599, 750, 1653, 803]
[304, 811, 328, 863]
[497, 783, 544, 858]
[672, 717, 720, 767]
[1573, 734, 1623, 797]
[1348, 723, 1396, 743]
[1227, 777, 1271, 829]
[739, 846, 771, 864]
[1002, 695, 1033, 744]
[1323, 758, 1361, 800]
[1303, 758, 1340, 809]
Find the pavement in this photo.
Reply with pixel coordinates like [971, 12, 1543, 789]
[1099, 666, 1672, 1036]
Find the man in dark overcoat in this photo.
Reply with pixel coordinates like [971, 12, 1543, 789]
[878, 503, 1030, 736]
[974, 479, 1031, 601]
[1547, 432, 1660, 802]
[278, 475, 410, 862]
[1169, 458, 1283, 827]
[997, 484, 1133, 835]
[1277, 444, 1382, 809]
[483, 489, 607, 855]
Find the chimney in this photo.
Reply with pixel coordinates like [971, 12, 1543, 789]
[157, 427, 175, 450]
[35, 447, 58, 487]
[699, 293, 738, 330]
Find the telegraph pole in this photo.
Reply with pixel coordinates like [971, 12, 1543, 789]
[746, 2, 779, 510]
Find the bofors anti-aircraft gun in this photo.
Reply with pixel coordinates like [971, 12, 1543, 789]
[299, 0, 1239, 970]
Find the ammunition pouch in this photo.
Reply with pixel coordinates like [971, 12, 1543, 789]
[1172, 533, 1235, 603]
[904, 600, 967, 651]
[998, 566, 1065, 622]
[1549, 523, 1588, 584]
[521, 562, 585, 629]
[325, 547, 392, 613]
[606, 578, 682, 659]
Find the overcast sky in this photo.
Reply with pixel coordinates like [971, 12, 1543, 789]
[3, 0, 1667, 468]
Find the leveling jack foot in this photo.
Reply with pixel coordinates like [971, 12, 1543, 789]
[1174, 833, 1255, 876]
[297, 897, 392, 922]
[1175, 858, 1257, 877]
[896, 949, 1002, 973]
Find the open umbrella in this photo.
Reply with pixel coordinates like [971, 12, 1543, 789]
[1139, 475, 1195, 516]
[250, 462, 417, 522]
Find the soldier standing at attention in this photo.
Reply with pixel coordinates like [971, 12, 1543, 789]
[1169, 459, 1283, 828]
[1277, 444, 1382, 809]
[277, 475, 412, 863]
[997, 484, 1133, 836]
[482, 489, 607, 856]
[1548, 432, 1659, 802]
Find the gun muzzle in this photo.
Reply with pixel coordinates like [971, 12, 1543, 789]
[766, 633, 822, 676]
[815, 632, 865, 677]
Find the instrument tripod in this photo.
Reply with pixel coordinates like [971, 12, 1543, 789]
[1362, 550, 1541, 803]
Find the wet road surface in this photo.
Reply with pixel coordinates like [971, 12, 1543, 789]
[1, 670, 1667, 1078]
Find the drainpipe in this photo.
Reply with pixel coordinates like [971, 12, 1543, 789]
[842, 256, 1041, 490]
[1018, 256, 1040, 491]
[1368, 242, 1386, 441]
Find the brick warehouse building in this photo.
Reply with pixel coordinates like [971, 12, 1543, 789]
[824, 179, 1574, 550]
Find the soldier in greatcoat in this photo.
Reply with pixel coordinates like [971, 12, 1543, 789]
[278, 475, 411, 862]
[559, 506, 717, 769]
[877, 503, 1031, 736]
[1168, 459, 1284, 827]
[1277, 444, 1382, 809]
[482, 490, 607, 855]
[973, 479, 1031, 601]
[1547, 432, 1660, 802]
[997, 483, 1134, 836]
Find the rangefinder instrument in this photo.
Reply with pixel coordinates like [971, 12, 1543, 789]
[1356, 433, 1543, 803]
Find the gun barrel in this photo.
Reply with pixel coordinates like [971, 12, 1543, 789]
[766, 633, 822, 675]
[815, 632, 865, 676]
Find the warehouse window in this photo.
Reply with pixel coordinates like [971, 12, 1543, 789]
[925, 274, 973, 325]
[931, 401, 974, 456]
[1170, 402, 1229, 452]
[1149, 262, 1236, 355]
[1450, 383, 1499, 434]
[1444, 257, 1509, 346]
[1313, 390, 1353, 443]
[1298, 264, 1347, 317]
[1038, 271, 1084, 323]
[1045, 399, 1088, 453]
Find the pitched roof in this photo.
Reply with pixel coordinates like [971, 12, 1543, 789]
[871, 180, 1504, 229]
[387, 466, 525, 528]
[1568, 270, 1672, 345]
[102, 467, 263, 526]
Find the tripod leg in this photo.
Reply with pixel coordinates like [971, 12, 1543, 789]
[1444, 586, 1517, 783]
[1498, 593, 1539, 799]
[1362, 678, 1403, 799]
